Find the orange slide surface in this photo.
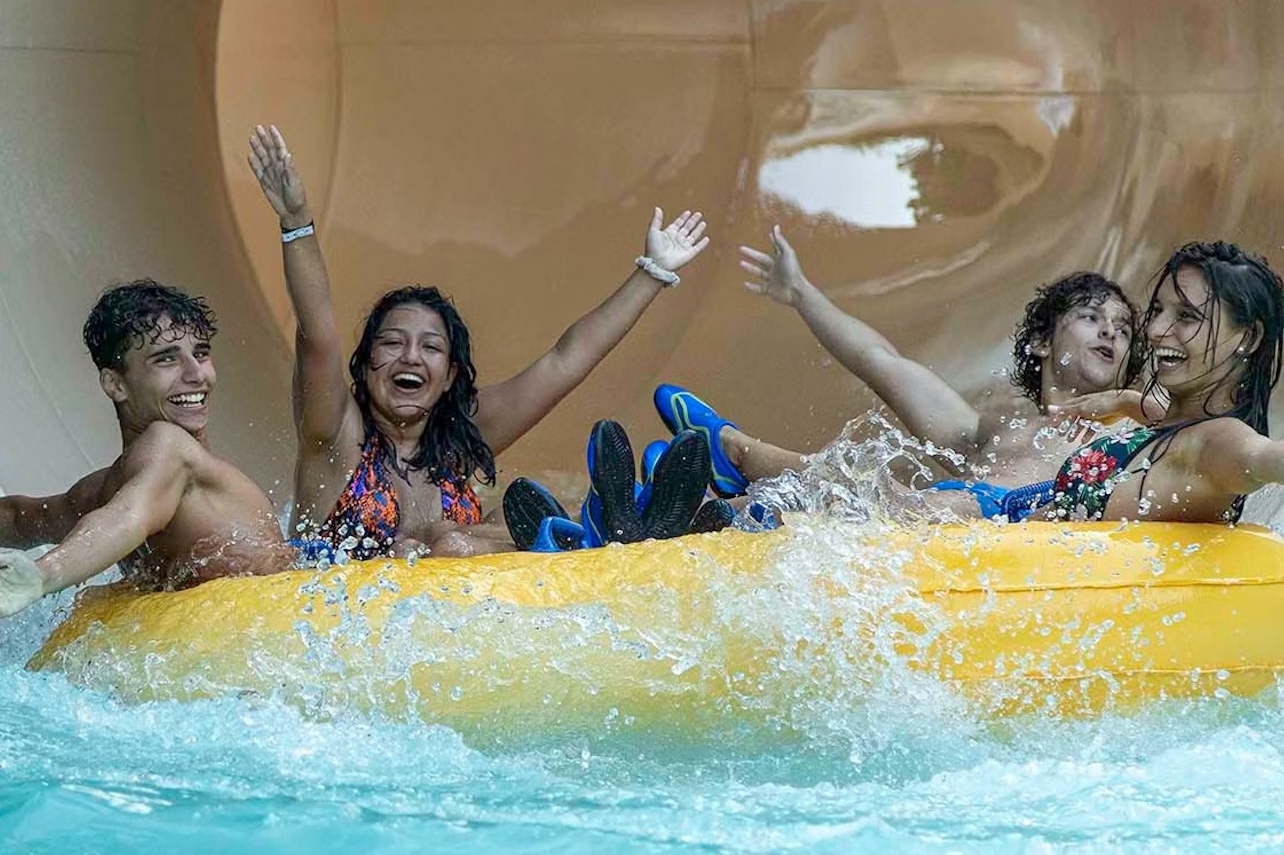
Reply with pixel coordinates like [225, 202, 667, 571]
[5, 1, 1284, 512]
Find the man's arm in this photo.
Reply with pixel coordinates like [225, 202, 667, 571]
[476, 208, 709, 455]
[0, 495, 64, 549]
[0, 427, 190, 616]
[249, 124, 352, 446]
[739, 227, 982, 455]
[0, 470, 109, 549]
[1047, 387, 1170, 425]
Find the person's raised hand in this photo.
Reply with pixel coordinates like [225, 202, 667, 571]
[645, 208, 710, 273]
[739, 226, 811, 307]
[248, 124, 310, 228]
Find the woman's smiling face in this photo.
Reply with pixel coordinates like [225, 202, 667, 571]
[1145, 264, 1248, 394]
[365, 303, 458, 424]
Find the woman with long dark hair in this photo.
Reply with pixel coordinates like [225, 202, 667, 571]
[1049, 241, 1284, 522]
[249, 125, 708, 558]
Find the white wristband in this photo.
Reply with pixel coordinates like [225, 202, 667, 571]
[281, 223, 316, 244]
[635, 256, 680, 288]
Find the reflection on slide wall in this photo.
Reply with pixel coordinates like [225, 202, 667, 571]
[5, 1, 1284, 520]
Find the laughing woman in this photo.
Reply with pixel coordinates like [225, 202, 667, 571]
[1048, 241, 1284, 523]
[248, 125, 709, 559]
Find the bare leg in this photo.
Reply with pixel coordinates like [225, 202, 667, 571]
[718, 426, 808, 482]
[421, 522, 518, 558]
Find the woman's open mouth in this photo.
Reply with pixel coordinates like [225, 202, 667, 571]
[1153, 346, 1187, 370]
[392, 372, 426, 391]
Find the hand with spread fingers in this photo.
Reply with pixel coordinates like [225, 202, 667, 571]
[247, 124, 312, 230]
[645, 208, 710, 273]
[738, 225, 813, 308]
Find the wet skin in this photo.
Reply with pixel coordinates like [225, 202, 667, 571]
[0, 320, 290, 607]
[967, 295, 1135, 486]
[1061, 265, 1267, 522]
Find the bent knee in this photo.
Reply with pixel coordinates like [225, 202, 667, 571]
[429, 530, 476, 558]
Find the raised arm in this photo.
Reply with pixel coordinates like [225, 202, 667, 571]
[0, 430, 189, 617]
[739, 226, 982, 454]
[475, 208, 709, 454]
[248, 124, 351, 445]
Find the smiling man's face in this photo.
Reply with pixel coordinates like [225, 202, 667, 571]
[103, 315, 217, 436]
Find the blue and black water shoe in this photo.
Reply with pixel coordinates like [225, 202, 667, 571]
[653, 384, 749, 498]
[531, 516, 588, 552]
[588, 419, 646, 544]
[503, 477, 577, 551]
[639, 430, 711, 540]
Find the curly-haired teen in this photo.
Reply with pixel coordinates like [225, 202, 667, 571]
[645, 227, 1142, 522]
[0, 281, 293, 617]
[249, 125, 710, 559]
[1010, 271, 1145, 405]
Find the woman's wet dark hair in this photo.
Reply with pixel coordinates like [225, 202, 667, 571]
[1011, 272, 1143, 404]
[349, 286, 496, 487]
[83, 278, 218, 371]
[1143, 241, 1284, 436]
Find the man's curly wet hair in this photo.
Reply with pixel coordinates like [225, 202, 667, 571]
[1010, 271, 1143, 404]
[83, 279, 218, 371]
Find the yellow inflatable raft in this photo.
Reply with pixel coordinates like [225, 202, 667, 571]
[30, 519, 1284, 741]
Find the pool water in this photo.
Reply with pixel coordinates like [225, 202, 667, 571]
[5, 641, 1284, 854]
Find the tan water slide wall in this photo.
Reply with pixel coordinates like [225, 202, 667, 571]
[5, 1, 1284, 513]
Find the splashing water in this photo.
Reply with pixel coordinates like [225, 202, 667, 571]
[5, 422, 1284, 852]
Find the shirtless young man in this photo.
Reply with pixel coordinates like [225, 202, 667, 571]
[653, 227, 1144, 519]
[0, 281, 291, 617]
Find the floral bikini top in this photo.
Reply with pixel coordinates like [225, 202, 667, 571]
[1050, 420, 1245, 523]
[312, 430, 483, 561]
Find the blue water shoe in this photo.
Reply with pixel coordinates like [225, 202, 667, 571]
[653, 384, 749, 498]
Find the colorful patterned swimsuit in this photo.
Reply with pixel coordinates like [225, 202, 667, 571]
[1050, 420, 1245, 522]
[297, 430, 483, 561]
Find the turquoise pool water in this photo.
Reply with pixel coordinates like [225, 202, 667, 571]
[4, 631, 1284, 854]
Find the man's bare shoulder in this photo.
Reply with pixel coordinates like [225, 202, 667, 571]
[121, 422, 207, 470]
[65, 464, 115, 511]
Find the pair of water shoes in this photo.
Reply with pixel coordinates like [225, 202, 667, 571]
[504, 420, 736, 552]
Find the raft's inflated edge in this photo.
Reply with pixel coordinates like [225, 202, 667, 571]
[29, 520, 1284, 726]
